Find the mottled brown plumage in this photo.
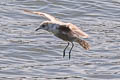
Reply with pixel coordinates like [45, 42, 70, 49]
[24, 9, 90, 59]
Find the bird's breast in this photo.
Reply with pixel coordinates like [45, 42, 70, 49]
[54, 31, 76, 42]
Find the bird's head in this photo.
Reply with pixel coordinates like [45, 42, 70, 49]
[35, 21, 59, 33]
[35, 21, 51, 31]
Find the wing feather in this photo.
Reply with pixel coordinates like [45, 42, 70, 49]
[23, 9, 60, 22]
[67, 23, 88, 38]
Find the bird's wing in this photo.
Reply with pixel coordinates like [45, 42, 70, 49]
[23, 9, 60, 22]
[67, 23, 89, 38]
[58, 23, 88, 38]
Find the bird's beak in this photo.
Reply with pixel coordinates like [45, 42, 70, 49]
[35, 27, 41, 31]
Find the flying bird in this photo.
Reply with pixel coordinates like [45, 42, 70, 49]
[24, 9, 90, 59]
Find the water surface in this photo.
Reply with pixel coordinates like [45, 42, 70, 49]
[0, 0, 120, 80]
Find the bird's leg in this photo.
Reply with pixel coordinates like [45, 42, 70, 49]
[69, 42, 74, 60]
[63, 42, 70, 58]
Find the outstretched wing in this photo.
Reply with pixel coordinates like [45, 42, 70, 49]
[58, 23, 88, 39]
[67, 23, 89, 38]
[23, 9, 60, 22]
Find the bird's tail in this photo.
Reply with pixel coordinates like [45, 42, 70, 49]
[76, 38, 90, 50]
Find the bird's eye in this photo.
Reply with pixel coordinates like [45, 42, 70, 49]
[42, 24, 45, 28]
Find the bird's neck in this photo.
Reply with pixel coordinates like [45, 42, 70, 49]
[47, 24, 60, 34]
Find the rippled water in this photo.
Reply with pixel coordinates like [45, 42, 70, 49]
[0, 0, 120, 80]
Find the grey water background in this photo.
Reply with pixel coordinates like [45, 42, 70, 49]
[0, 0, 120, 80]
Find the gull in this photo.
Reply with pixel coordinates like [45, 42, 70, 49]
[24, 9, 90, 59]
